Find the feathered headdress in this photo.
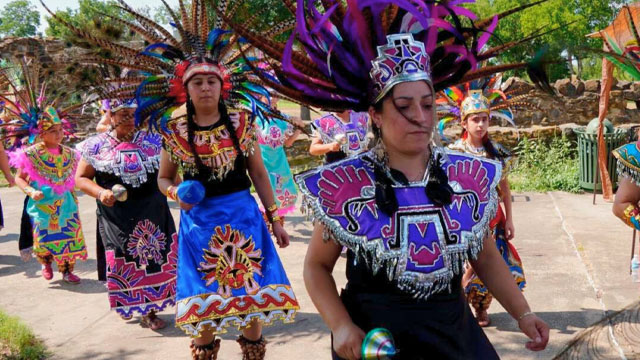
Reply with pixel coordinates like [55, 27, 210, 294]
[41, 0, 292, 131]
[0, 58, 78, 150]
[219, 0, 552, 112]
[436, 75, 535, 139]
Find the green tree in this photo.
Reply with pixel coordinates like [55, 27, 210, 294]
[467, 0, 629, 81]
[0, 0, 40, 37]
[44, 0, 147, 44]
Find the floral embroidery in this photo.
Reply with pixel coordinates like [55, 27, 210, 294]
[198, 225, 263, 298]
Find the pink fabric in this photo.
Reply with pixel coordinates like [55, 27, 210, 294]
[8, 145, 78, 194]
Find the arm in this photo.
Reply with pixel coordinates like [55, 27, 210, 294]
[500, 178, 515, 240]
[470, 234, 549, 351]
[613, 177, 640, 229]
[304, 223, 365, 360]
[0, 143, 14, 186]
[309, 136, 340, 156]
[157, 149, 191, 210]
[74, 159, 115, 206]
[14, 169, 43, 201]
[284, 118, 304, 148]
[246, 143, 289, 248]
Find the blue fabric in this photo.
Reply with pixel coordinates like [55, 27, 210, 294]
[177, 180, 206, 205]
[174, 189, 298, 336]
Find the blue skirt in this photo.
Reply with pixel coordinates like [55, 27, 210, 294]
[175, 189, 299, 336]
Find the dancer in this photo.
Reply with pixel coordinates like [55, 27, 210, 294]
[2, 59, 87, 283]
[309, 110, 370, 163]
[256, 95, 303, 217]
[445, 89, 527, 327]
[613, 140, 640, 228]
[76, 91, 178, 329]
[224, 1, 550, 358]
[42, 2, 301, 358]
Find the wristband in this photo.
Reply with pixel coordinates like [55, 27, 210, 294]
[517, 311, 535, 321]
[167, 185, 178, 201]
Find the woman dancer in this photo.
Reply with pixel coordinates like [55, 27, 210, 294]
[224, 1, 551, 358]
[256, 95, 303, 217]
[2, 60, 87, 283]
[76, 95, 177, 329]
[446, 90, 527, 327]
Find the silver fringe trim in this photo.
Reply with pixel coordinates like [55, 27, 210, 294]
[296, 150, 502, 300]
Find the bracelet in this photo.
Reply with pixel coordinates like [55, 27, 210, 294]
[517, 311, 535, 321]
[166, 185, 178, 201]
[23, 186, 35, 197]
[623, 204, 640, 230]
[97, 189, 105, 202]
[271, 214, 282, 224]
[267, 204, 278, 214]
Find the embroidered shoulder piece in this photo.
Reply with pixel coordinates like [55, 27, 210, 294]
[78, 131, 162, 187]
[613, 141, 640, 186]
[312, 113, 369, 156]
[162, 111, 255, 180]
[9, 143, 78, 194]
[295, 149, 501, 299]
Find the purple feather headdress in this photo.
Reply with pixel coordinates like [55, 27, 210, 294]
[221, 0, 551, 112]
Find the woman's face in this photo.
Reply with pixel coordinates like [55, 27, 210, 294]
[463, 112, 490, 141]
[41, 124, 64, 146]
[186, 74, 222, 112]
[112, 108, 136, 137]
[370, 80, 435, 156]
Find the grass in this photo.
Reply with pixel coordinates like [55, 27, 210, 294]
[0, 309, 49, 360]
[509, 135, 583, 193]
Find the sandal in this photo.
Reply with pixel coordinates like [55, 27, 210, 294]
[141, 311, 166, 330]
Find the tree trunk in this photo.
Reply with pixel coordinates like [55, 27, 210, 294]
[567, 51, 575, 76]
[300, 106, 311, 121]
[577, 57, 583, 80]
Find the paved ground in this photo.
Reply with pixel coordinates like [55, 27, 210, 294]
[0, 188, 638, 359]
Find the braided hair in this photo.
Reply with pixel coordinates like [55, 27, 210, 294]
[371, 90, 453, 216]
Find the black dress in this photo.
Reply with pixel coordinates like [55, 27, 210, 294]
[331, 251, 499, 360]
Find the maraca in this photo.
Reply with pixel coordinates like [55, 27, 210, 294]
[361, 328, 397, 360]
[334, 133, 347, 145]
[111, 184, 128, 202]
[177, 180, 205, 205]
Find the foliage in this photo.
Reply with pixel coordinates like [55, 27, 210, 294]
[0, 309, 49, 359]
[44, 0, 149, 44]
[466, 0, 629, 81]
[509, 135, 582, 193]
[0, 0, 40, 37]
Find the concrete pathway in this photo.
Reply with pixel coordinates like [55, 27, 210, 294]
[0, 188, 637, 359]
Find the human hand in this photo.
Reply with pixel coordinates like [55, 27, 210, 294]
[332, 321, 365, 360]
[99, 189, 115, 207]
[329, 142, 341, 152]
[504, 219, 515, 241]
[518, 313, 549, 351]
[31, 190, 44, 201]
[272, 221, 290, 248]
[6, 175, 15, 187]
[178, 199, 194, 212]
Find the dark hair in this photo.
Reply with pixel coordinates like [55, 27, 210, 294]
[184, 55, 244, 176]
[371, 90, 453, 216]
[460, 119, 505, 161]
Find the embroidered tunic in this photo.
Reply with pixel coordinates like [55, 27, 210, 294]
[256, 117, 298, 215]
[9, 143, 87, 266]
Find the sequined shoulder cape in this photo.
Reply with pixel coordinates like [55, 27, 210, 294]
[296, 149, 501, 299]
